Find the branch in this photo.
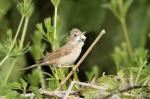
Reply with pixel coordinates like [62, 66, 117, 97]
[20, 90, 81, 99]
[104, 85, 149, 98]
[56, 29, 106, 90]
[63, 81, 106, 99]
[40, 90, 82, 99]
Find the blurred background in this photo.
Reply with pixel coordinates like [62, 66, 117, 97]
[0, 0, 150, 81]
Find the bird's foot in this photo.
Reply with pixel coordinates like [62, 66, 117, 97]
[55, 64, 73, 68]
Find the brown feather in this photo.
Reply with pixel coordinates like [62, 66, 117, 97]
[39, 46, 72, 63]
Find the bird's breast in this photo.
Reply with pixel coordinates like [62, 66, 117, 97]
[56, 44, 82, 65]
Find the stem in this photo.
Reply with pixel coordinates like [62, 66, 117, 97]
[129, 71, 133, 86]
[0, 17, 24, 67]
[51, 6, 59, 85]
[53, 6, 58, 50]
[0, 55, 9, 67]
[4, 59, 17, 84]
[10, 16, 25, 52]
[38, 66, 46, 88]
[135, 62, 146, 83]
[23, 88, 26, 98]
[20, 18, 29, 49]
[120, 19, 133, 57]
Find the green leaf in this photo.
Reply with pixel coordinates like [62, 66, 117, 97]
[19, 78, 27, 91]
[44, 17, 53, 33]
[148, 33, 150, 39]
[83, 90, 101, 99]
[117, 69, 128, 88]
[36, 23, 45, 35]
[29, 86, 43, 98]
[133, 48, 148, 66]
[26, 69, 41, 87]
[51, 0, 60, 7]
[17, 0, 34, 17]
[0, 0, 12, 20]
[30, 30, 45, 60]
[104, 0, 133, 20]
[47, 78, 59, 90]
[85, 66, 100, 81]
[7, 82, 22, 90]
[98, 75, 118, 91]
[5, 91, 21, 99]
[112, 43, 129, 70]
[0, 29, 13, 55]
[124, 0, 133, 17]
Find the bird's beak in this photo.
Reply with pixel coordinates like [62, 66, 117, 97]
[82, 31, 86, 35]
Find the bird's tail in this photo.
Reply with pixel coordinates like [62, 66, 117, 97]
[20, 62, 48, 71]
[20, 64, 39, 71]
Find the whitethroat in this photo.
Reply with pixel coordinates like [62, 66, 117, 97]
[21, 28, 86, 71]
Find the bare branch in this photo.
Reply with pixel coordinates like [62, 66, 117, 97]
[63, 81, 106, 99]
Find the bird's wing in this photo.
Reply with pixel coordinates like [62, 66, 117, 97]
[39, 46, 73, 63]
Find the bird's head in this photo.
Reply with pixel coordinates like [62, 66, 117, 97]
[69, 28, 86, 43]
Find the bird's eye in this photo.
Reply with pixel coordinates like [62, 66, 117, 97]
[74, 34, 77, 37]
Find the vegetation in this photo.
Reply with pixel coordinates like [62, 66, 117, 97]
[0, 0, 149, 98]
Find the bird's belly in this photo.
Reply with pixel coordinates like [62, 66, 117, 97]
[56, 49, 81, 65]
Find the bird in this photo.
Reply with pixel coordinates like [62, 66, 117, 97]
[21, 28, 86, 71]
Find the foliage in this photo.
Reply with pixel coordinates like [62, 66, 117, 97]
[0, 0, 149, 98]
[81, 46, 150, 98]
[17, 0, 34, 18]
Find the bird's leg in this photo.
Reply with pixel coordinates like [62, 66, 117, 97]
[60, 65, 79, 72]
[56, 64, 62, 67]
[56, 64, 73, 68]
[62, 65, 73, 67]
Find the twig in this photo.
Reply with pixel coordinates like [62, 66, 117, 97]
[20, 90, 80, 99]
[56, 29, 106, 90]
[120, 19, 133, 58]
[103, 85, 149, 98]
[40, 90, 82, 99]
[63, 81, 106, 99]
[40, 90, 64, 98]
[21, 93, 35, 99]
[122, 93, 136, 98]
